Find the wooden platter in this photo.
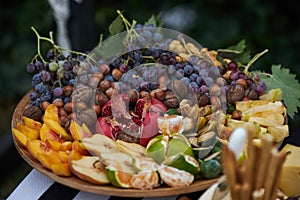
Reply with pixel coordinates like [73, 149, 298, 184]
[11, 91, 219, 197]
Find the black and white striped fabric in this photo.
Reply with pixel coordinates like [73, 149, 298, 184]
[7, 170, 207, 200]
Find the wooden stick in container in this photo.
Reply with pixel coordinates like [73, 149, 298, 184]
[263, 148, 282, 200]
[243, 135, 258, 197]
[221, 146, 239, 199]
[270, 150, 286, 200]
[255, 135, 273, 190]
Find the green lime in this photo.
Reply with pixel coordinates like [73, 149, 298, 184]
[106, 167, 133, 188]
[163, 153, 200, 176]
[199, 159, 222, 179]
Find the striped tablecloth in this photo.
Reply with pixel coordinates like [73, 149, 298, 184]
[7, 170, 207, 200]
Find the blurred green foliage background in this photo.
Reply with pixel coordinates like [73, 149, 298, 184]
[0, 0, 299, 198]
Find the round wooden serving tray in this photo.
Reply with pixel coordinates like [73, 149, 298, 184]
[11, 91, 219, 197]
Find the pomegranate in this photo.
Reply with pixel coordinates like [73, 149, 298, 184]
[96, 94, 167, 146]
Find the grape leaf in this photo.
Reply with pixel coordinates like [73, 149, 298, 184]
[227, 39, 247, 51]
[109, 15, 124, 35]
[144, 13, 163, 27]
[217, 40, 251, 65]
[257, 65, 300, 118]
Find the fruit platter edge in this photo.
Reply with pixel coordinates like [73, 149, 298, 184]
[11, 90, 219, 197]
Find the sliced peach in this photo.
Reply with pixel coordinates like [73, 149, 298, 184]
[60, 141, 73, 151]
[44, 119, 73, 141]
[12, 128, 28, 147]
[45, 139, 62, 151]
[44, 104, 59, 121]
[37, 152, 61, 169]
[16, 122, 40, 140]
[58, 151, 70, 163]
[51, 163, 72, 176]
[40, 124, 64, 143]
[26, 139, 55, 161]
[72, 140, 89, 155]
[69, 149, 83, 161]
[70, 120, 92, 141]
[22, 116, 42, 131]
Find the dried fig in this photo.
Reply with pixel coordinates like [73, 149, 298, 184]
[23, 105, 43, 121]
[226, 84, 245, 104]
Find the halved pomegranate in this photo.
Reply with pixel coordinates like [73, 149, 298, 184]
[95, 94, 167, 146]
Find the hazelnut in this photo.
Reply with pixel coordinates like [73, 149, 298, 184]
[210, 96, 221, 109]
[23, 105, 43, 121]
[247, 89, 258, 100]
[59, 115, 70, 127]
[112, 68, 123, 80]
[198, 93, 210, 107]
[158, 75, 170, 85]
[63, 85, 74, 96]
[242, 96, 250, 101]
[236, 78, 247, 88]
[59, 107, 68, 117]
[154, 90, 166, 100]
[105, 87, 115, 99]
[53, 98, 64, 108]
[110, 81, 118, 89]
[75, 101, 87, 111]
[210, 84, 222, 96]
[69, 112, 76, 120]
[99, 80, 111, 91]
[40, 101, 50, 111]
[215, 77, 227, 87]
[64, 102, 73, 113]
[95, 92, 109, 106]
[99, 64, 110, 75]
[92, 72, 104, 81]
[231, 109, 242, 120]
[88, 75, 101, 88]
[92, 104, 101, 116]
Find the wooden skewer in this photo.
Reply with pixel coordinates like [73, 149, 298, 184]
[263, 148, 282, 200]
[244, 139, 258, 197]
[241, 183, 251, 200]
[222, 146, 238, 186]
[231, 184, 241, 200]
[270, 150, 286, 200]
[255, 135, 273, 190]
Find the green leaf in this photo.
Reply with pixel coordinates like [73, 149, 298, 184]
[144, 12, 163, 27]
[257, 65, 300, 118]
[217, 40, 251, 65]
[227, 39, 247, 51]
[109, 15, 124, 35]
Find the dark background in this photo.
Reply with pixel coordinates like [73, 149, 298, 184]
[0, 0, 300, 199]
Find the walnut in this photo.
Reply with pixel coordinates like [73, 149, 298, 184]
[164, 91, 179, 108]
[72, 86, 93, 103]
[226, 84, 245, 104]
[23, 105, 43, 121]
[76, 108, 97, 127]
[171, 80, 189, 100]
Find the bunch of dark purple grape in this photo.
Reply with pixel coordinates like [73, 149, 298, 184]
[26, 49, 84, 110]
